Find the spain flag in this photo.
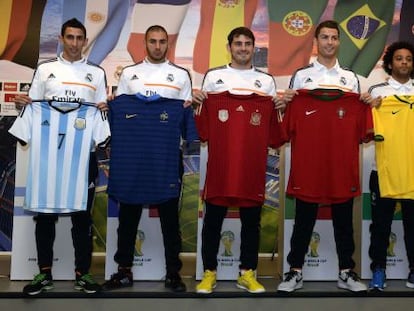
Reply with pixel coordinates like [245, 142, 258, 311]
[267, 0, 328, 76]
[0, 0, 46, 68]
[60, 0, 129, 65]
[334, 0, 395, 77]
[192, 0, 258, 74]
[127, 0, 191, 63]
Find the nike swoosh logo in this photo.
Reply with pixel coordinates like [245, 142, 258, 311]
[305, 110, 317, 115]
[391, 110, 400, 114]
[125, 114, 137, 119]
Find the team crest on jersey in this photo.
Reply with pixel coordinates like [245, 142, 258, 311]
[250, 111, 261, 126]
[166, 74, 174, 82]
[160, 111, 169, 122]
[254, 80, 262, 88]
[282, 11, 313, 36]
[218, 109, 229, 122]
[340, 77, 347, 86]
[337, 107, 346, 119]
[74, 118, 86, 130]
[85, 73, 93, 82]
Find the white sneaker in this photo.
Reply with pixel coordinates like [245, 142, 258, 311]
[277, 270, 303, 292]
[337, 270, 367, 292]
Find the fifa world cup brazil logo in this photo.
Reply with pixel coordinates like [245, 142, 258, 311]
[308, 232, 320, 257]
[134, 230, 145, 257]
[387, 232, 397, 257]
[220, 231, 235, 257]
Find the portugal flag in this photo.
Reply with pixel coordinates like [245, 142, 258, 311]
[0, 0, 46, 68]
[60, 0, 129, 65]
[267, 0, 328, 76]
[399, 0, 414, 45]
[334, 0, 395, 77]
[192, 0, 258, 74]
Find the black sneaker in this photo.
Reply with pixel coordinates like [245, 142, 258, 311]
[74, 273, 102, 293]
[406, 270, 414, 289]
[165, 273, 186, 292]
[102, 270, 133, 290]
[23, 273, 54, 295]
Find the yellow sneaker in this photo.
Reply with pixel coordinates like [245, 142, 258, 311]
[196, 270, 217, 294]
[237, 269, 265, 293]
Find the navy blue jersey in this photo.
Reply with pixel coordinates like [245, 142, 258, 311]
[107, 94, 198, 204]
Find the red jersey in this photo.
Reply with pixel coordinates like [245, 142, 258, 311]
[283, 89, 373, 203]
[195, 91, 282, 207]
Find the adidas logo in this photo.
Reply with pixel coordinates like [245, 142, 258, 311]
[236, 105, 244, 112]
[88, 182, 95, 189]
[41, 120, 50, 126]
[305, 77, 313, 83]
[131, 74, 139, 80]
[47, 73, 56, 79]
[216, 79, 224, 84]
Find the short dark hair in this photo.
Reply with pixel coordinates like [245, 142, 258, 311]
[227, 27, 255, 46]
[315, 20, 340, 38]
[145, 25, 168, 40]
[61, 18, 86, 38]
[382, 41, 414, 77]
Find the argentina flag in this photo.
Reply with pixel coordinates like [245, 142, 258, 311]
[59, 0, 129, 65]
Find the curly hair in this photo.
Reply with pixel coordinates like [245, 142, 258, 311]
[382, 41, 414, 77]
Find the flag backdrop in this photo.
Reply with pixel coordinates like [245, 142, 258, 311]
[334, 0, 395, 77]
[192, 0, 259, 74]
[267, 0, 328, 76]
[127, 0, 191, 63]
[0, 0, 46, 68]
[60, 0, 129, 65]
[399, 0, 414, 46]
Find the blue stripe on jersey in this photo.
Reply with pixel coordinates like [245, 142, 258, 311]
[55, 106, 69, 209]
[38, 102, 52, 210]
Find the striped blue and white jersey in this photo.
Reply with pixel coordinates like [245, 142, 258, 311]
[107, 94, 198, 204]
[9, 101, 110, 213]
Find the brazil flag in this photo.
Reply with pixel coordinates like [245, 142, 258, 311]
[334, 0, 395, 77]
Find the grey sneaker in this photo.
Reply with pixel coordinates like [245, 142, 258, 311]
[277, 270, 303, 292]
[406, 270, 414, 289]
[338, 270, 367, 292]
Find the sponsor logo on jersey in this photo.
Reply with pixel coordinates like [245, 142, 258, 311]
[392, 110, 400, 115]
[216, 79, 224, 85]
[236, 105, 244, 112]
[218, 0, 240, 9]
[305, 109, 317, 116]
[218, 109, 228, 122]
[125, 113, 137, 119]
[305, 77, 313, 83]
[131, 74, 139, 80]
[47, 73, 56, 80]
[41, 120, 50, 126]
